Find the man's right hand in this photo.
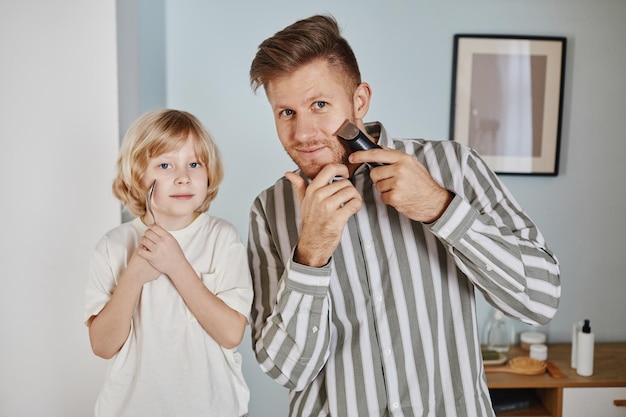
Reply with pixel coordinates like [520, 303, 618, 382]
[285, 164, 362, 267]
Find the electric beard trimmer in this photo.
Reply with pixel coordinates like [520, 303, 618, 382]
[334, 119, 386, 167]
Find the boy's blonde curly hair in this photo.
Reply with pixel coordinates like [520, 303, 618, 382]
[112, 109, 224, 218]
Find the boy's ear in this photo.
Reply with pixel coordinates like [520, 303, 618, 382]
[353, 82, 371, 119]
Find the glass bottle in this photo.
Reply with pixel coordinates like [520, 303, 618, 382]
[485, 309, 513, 352]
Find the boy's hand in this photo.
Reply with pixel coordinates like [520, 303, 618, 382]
[123, 250, 161, 286]
[137, 223, 187, 276]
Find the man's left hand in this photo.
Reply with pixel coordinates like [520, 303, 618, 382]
[349, 148, 453, 223]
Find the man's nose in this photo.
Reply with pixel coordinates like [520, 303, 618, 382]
[293, 115, 317, 142]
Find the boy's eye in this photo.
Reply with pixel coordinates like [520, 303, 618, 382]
[189, 162, 200, 168]
[159, 163, 171, 169]
[314, 101, 326, 109]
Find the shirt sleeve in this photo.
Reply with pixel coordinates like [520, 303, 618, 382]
[427, 146, 561, 325]
[84, 235, 116, 325]
[206, 224, 254, 319]
[247, 195, 333, 391]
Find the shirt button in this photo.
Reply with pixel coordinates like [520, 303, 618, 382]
[376, 294, 383, 302]
[312, 326, 318, 333]
[486, 264, 493, 271]
[392, 402, 399, 409]
[385, 348, 392, 355]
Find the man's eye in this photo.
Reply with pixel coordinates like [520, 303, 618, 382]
[281, 109, 294, 117]
[314, 101, 326, 109]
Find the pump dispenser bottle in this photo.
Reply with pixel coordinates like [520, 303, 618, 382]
[485, 310, 513, 352]
[576, 319, 594, 376]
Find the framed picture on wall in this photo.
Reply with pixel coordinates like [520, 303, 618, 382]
[450, 35, 566, 175]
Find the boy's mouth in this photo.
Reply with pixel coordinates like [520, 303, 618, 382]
[171, 194, 194, 200]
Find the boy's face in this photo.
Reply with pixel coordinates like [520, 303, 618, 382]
[142, 135, 208, 228]
[265, 59, 369, 179]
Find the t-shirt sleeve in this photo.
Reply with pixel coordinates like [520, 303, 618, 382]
[83, 236, 117, 325]
[200, 225, 253, 320]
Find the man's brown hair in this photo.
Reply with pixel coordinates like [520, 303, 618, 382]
[250, 15, 361, 93]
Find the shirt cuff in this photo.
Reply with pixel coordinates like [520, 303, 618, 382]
[427, 193, 477, 246]
[285, 251, 332, 296]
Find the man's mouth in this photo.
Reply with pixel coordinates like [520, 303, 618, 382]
[297, 143, 328, 157]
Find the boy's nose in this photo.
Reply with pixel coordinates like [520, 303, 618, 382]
[176, 175, 191, 184]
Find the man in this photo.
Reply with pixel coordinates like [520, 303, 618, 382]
[247, 14, 560, 417]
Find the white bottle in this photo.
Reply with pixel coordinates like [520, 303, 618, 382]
[576, 319, 594, 376]
[486, 310, 513, 352]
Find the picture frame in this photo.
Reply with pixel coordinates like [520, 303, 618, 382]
[450, 34, 566, 175]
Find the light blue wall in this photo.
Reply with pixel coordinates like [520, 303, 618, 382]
[134, 1, 626, 415]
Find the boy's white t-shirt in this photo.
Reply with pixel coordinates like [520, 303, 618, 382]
[85, 213, 253, 417]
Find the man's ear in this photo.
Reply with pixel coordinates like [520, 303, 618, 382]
[353, 82, 371, 119]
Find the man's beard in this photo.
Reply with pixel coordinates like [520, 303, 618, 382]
[285, 140, 350, 180]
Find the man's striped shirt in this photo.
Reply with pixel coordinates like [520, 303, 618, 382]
[247, 122, 560, 417]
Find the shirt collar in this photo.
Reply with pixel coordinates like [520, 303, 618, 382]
[364, 121, 392, 148]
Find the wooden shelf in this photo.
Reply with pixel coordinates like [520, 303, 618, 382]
[485, 343, 626, 417]
[489, 388, 550, 417]
[496, 407, 550, 417]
